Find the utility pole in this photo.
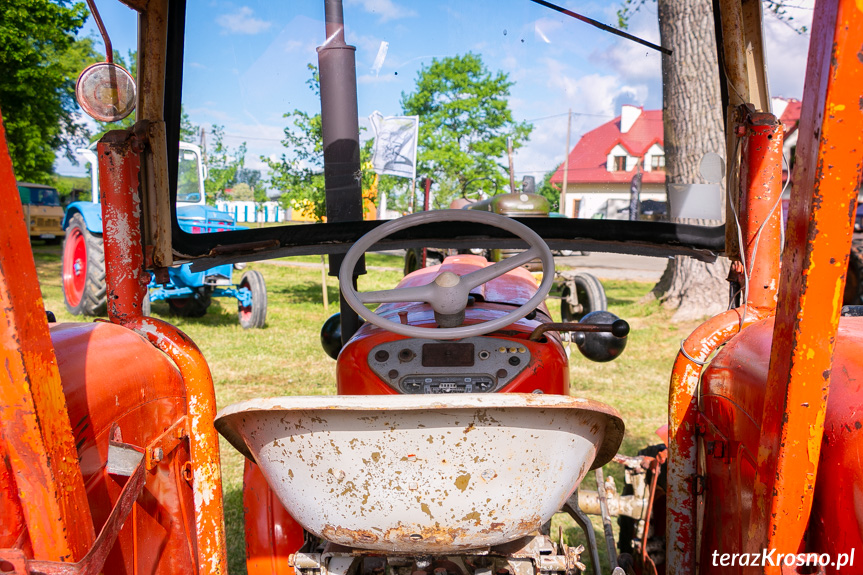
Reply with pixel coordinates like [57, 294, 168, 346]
[507, 138, 516, 193]
[560, 109, 571, 215]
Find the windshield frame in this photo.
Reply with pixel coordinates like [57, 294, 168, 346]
[160, 0, 729, 269]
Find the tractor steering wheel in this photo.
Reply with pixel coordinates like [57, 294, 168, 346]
[339, 210, 555, 340]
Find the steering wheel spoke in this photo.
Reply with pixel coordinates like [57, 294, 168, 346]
[461, 246, 542, 291]
[358, 284, 436, 305]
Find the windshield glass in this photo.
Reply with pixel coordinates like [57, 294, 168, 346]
[158, 0, 808, 237]
[18, 185, 60, 207]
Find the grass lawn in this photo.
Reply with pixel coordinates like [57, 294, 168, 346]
[31, 242, 699, 574]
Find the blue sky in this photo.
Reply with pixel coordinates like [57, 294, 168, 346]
[58, 0, 814, 182]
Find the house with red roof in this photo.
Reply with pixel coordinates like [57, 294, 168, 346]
[774, 97, 801, 154]
[550, 105, 666, 219]
[772, 97, 801, 190]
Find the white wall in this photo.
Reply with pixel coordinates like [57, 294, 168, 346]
[561, 183, 667, 218]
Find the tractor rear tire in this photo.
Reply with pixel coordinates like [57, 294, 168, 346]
[238, 270, 267, 329]
[62, 213, 107, 316]
[561, 272, 607, 322]
[168, 290, 212, 318]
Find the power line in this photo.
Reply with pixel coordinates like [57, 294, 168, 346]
[212, 131, 284, 142]
[522, 111, 613, 122]
[201, 110, 612, 143]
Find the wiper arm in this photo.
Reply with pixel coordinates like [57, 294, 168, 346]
[527, 0, 672, 56]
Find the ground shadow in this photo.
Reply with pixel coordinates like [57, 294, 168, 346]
[271, 280, 340, 306]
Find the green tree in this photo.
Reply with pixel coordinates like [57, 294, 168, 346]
[203, 125, 246, 206]
[266, 101, 327, 221]
[228, 182, 253, 201]
[0, 0, 93, 181]
[236, 167, 261, 189]
[400, 53, 532, 209]
[265, 64, 328, 222]
[266, 64, 381, 221]
[180, 109, 198, 143]
[536, 170, 560, 212]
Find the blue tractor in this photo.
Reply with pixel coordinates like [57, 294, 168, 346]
[61, 142, 268, 328]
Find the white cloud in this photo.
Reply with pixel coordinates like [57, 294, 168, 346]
[281, 39, 314, 54]
[358, 73, 399, 86]
[533, 18, 563, 44]
[216, 7, 273, 35]
[595, 22, 662, 81]
[345, 0, 417, 22]
[547, 66, 622, 117]
[763, 2, 813, 99]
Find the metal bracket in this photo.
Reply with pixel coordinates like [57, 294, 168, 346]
[145, 416, 188, 470]
[694, 475, 706, 496]
[12, 442, 147, 575]
[562, 489, 602, 575]
[0, 548, 29, 575]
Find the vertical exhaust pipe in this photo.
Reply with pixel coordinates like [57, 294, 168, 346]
[318, 0, 365, 344]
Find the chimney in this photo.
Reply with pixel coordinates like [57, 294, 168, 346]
[620, 105, 642, 134]
[771, 97, 789, 119]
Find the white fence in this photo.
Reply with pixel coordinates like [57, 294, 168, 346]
[216, 200, 285, 223]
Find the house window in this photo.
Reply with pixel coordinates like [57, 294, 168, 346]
[613, 156, 627, 171]
[651, 155, 665, 170]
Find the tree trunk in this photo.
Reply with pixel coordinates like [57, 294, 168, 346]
[649, 0, 730, 322]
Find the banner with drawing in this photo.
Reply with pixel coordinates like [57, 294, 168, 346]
[369, 111, 420, 179]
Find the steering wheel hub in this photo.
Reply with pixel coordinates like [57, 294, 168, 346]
[435, 271, 461, 287]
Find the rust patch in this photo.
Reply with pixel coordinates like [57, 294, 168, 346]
[513, 515, 542, 534]
[421, 502, 433, 519]
[322, 525, 379, 544]
[384, 522, 471, 548]
[454, 473, 471, 492]
[461, 511, 481, 525]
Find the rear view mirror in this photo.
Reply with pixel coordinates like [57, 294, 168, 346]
[75, 62, 136, 123]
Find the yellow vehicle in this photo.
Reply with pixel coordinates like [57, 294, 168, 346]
[17, 182, 65, 243]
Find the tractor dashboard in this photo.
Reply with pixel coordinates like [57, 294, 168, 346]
[336, 324, 570, 396]
[367, 337, 532, 394]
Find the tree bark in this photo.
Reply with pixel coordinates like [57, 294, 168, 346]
[649, 0, 730, 322]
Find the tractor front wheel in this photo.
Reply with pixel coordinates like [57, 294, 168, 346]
[404, 248, 420, 275]
[844, 237, 863, 305]
[62, 213, 107, 316]
[168, 289, 212, 318]
[238, 270, 267, 329]
[560, 272, 607, 322]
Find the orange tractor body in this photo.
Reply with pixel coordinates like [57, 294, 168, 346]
[1, 1, 862, 575]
